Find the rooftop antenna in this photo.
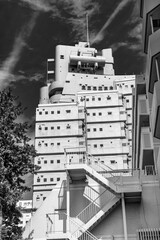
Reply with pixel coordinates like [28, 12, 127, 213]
[86, 12, 90, 47]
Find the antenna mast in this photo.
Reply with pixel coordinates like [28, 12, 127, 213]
[86, 13, 90, 47]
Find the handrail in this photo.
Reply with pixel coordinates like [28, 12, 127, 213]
[63, 212, 98, 240]
[76, 189, 114, 224]
[86, 152, 114, 172]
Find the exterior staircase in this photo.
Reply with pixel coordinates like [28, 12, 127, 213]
[46, 150, 142, 240]
[65, 151, 142, 196]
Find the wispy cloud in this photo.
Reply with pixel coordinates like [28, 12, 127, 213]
[20, 0, 54, 12]
[110, 22, 144, 57]
[91, 0, 132, 44]
[56, 0, 100, 42]
[0, 12, 39, 89]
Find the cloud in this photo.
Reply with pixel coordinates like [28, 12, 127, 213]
[57, 0, 100, 42]
[91, 0, 132, 44]
[20, 0, 54, 12]
[0, 12, 39, 89]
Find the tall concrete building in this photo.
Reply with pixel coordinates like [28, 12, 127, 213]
[33, 42, 135, 209]
[133, 0, 160, 176]
[23, 1, 160, 237]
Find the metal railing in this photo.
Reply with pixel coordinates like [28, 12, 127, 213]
[66, 213, 98, 240]
[137, 228, 160, 240]
[46, 210, 67, 234]
[144, 165, 156, 175]
[46, 210, 99, 240]
[76, 189, 115, 224]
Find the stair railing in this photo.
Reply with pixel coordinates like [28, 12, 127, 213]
[63, 212, 99, 240]
[76, 189, 115, 224]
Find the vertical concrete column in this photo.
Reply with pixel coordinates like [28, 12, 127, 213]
[66, 172, 70, 234]
[122, 193, 128, 240]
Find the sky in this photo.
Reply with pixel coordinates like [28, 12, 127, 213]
[0, 0, 146, 199]
[0, 0, 145, 126]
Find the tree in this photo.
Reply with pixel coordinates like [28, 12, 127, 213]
[0, 89, 38, 240]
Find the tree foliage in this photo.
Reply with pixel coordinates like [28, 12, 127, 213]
[0, 89, 38, 240]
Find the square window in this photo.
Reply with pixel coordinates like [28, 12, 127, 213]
[98, 87, 102, 90]
[51, 127, 54, 130]
[39, 112, 42, 115]
[57, 126, 60, 129]
[66, 110, 71, 113]
[50, 178, 54, 182]
[86, 98, 89, 101]
[38, 161, 41, 164]
[57, 160, 60, 163]
[126, 99, 129, 103]
[87, 86, 91, 90]
[51, 143, 54, 146]
[99, 128, 103, 131]
[57, 111, 60, 114]
[60, 55, 64, 59]
[57, 143, 60, 146]
[45, 127, 48, 130]
[93, 86, 97, 90]
[108, 112, 112, 115]
[45, 111, 48, 114]
[98, 98, 101, 101]
[44, 178, 47, 182]
[93, 113, 96, 116]
[44, 160, 47, 164]
[104, 87, 108, 90]
[37, 178, 40, 182]
[93, 128, 96, 132]
[99, 112, 102, 116]
[94, 144, 97, 148]
[87, 129, 90, 132]
[110, 160, 116, 164]
[50, 160, 54, 164]
[92, 97, 95, 101]
[57, 178, 60, 181]
[51, 111, 54, 114]
[100, 144, 103, 147]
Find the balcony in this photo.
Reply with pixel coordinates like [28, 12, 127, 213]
[140, 1, 160, 53]
[139, 127, 154, 169]
[151, 81, 160, 139]
[146, 28, 160, 93]
[137, 95, 149, 128]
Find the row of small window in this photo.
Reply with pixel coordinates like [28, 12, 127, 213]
[37, 177, 60, 182]
[38, 109, 71, 115]
[116, 83, 134, 88]
[81, 85, 113, 91]
[80, 95, 111, 102]
[38, 124, 71, 130]
[37, 159, 61, 164]
[38, 142, 60, 147]
[87, 125, 116, 132]
[91, 142, 127, 148]
[87, 111, 112, 116]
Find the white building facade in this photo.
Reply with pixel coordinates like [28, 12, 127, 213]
[33, 42, 135, 209]
[23, 41, 160, 240]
